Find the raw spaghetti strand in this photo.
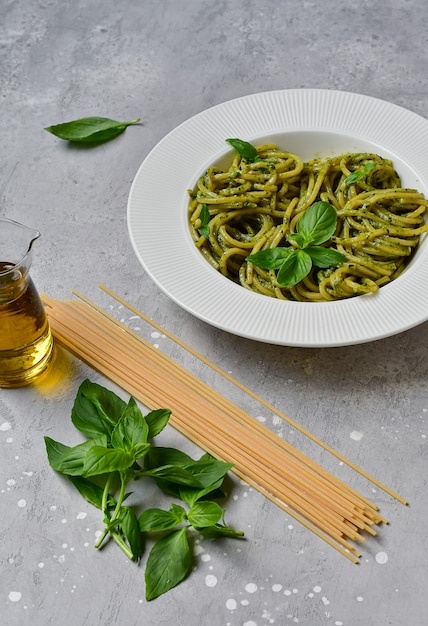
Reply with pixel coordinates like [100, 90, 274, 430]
[42, 292, 400, 562]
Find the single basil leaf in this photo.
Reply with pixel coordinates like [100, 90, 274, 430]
[71, 379, 126, 440]
[247, 247, 294, 269]
[119, 506, 142, 561]
[111, 397, 149, 452]
[276, 249, 312, 287]
[44, 435, 107, 476]
[83, 446, 136, 477]
[305, 246, 345, 268]
[145, 446, 194, 470]
[345, 161, 376, 185]
[226, 138, 260, 163]
[198, 524, 245, 539]
[144, 409, 171, 440]
[297, 201, 338, 246]
[182, 455, 233, 489]
[145, 528, 191, 601]
[67, 475, 115, 510]
[44, 116, 140, 143]
[198, 204, 210, 239]
[139, 504, 187, 532]
[187, 501, 223, 528]
[178, 476, 225, 506]
[142, 464, 205, 487]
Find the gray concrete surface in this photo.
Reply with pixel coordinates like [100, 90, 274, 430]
[1, 1, 427, 625]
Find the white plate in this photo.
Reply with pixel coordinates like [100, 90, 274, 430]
[127, 89, 428, 347]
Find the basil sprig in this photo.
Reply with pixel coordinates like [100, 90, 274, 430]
[44, 379, 243, 601]
[247, 201, 345, 287]
[44, 116, 140, 143]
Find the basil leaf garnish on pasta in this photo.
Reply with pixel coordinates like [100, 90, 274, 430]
[294, 201, 338, 246]
[247, 201, 345, 287]
[44, 116, 140, 143]
[345, 161, 376, 185]
[226, 137, 260, 162]
[197, 204, 211, 239]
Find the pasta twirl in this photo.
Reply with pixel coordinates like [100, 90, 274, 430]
[188, 145, 428, 301]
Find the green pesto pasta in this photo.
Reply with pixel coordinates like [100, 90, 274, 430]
[188, 144, 428, 302]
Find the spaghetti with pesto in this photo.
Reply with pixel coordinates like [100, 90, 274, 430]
[188, 141, 428, 301]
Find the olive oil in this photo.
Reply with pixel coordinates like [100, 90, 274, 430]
[0, 261, 53, 387]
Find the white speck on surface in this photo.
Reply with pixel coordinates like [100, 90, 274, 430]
[194, 544, 204, 555]
[6, 437, 13, 443]
[76, 512, 87, 520]
[205, 574, 217, 587]
[7, 479, 16, 486]
[245, 582, 258, 593]
[8, 591, 22, 602]
[151, 331, 161, 339]
[284, 589, 292, 596]
[322, 596, 330, 605]
[272, 584, 282, 592]
[243, 622, 257, 626]
[350, 430, 364, 441]
[375, 551, 388, 564]
[226, 598, 237, 610]
[17, 499, 26, 508]
[313, 585, 322, 593]
[201, 553, 211, 562]
[22, 471, 33, 476]
[0, 421, 12, 431]
[38, 562, 44, 568]
[357, 595, 364, 601]
[61, 518, 67, 524]
[256, 415, 266, 423]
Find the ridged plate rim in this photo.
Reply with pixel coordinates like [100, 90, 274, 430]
[127, 89, 428, 347]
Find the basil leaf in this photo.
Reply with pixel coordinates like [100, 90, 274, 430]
[119, 506, 142, 561]
[247, 247, 294, 269]
[67, 475, 114, 510]
[139, 504, 187, 532]
[44, 435, 107, 476]
[83, 446, 136, 476]
[146, 446, 194, 469]
[142, 464, 206, 487]
[345, 162, 376, 185]
[145, 528, 191, 601]
[144, 408, 171, 440]
[226, 138, 260, 163]
[44, 116, 140, 143]
[111, 397, 149, 452]
[305, 246, 345, 268]
[182, 455, 233, 488]
[296, 201, 338, 246]
[187, 501, 223, 528]
[71, 379, 126, 440]
[178, 476, 225, 506]
[198, 204, 210, 239]
[276, 249, 312, 287]
[198, 524, 245, 539]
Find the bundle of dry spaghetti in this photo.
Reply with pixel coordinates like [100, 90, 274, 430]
[42, 287, 406, 563]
